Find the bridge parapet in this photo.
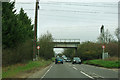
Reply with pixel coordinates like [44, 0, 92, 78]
[53, 39, 80, 43]
[53, 39, 80, 48]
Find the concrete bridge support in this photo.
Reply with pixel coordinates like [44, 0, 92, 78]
[75, 48, 77, 56]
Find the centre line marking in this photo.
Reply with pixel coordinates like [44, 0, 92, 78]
[80, 71, 94, 79]
[73, 67, 78, 70]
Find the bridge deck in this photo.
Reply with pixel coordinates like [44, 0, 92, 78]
[53, 42, 80, 44]
[53, 39, 80, 48]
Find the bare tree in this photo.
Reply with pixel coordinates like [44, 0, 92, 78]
[97, 34, 104, 43]
[115, 27, 120, 41]
[105, 29, 113, 43]
[98, 29, 114, 43]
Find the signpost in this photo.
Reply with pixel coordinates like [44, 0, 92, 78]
[102, 45, 105, 60]
[37, 46, 40, 49]
[104, 52, 109, 59]
[102, 45, 105, 49]
[37, 46, 40, 60]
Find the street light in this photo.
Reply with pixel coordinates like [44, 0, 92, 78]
[33, 0, 39, 61]
[101, 25, 105, 60]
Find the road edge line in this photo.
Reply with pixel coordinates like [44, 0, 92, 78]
[41, 63, 53, 79]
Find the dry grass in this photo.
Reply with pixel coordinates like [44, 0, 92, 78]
[105, 57, 119, 61]
[2, 59, 52, 78]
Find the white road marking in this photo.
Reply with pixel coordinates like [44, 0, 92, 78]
[73, 67, 78, 70]
[92, 73, 104, 78]
[41, 64, 53, 79]
[73, 65, 75, 66]
[80, 71, 94, 79]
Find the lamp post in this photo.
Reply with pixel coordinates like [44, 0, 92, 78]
[101, 25, 105, 60]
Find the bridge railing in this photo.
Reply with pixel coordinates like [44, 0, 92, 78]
[53, 39, 80, 43]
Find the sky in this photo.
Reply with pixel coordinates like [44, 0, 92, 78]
[13, 0, 118, 54]
[12, 0, 119, 2]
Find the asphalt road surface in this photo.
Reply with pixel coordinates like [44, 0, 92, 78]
[41, 62, 118, 80]
[27, 62, 119, 80]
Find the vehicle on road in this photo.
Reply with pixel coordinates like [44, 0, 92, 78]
[66, 57, 71, 62]
[62, 57, 67, 62]
[72, 57, 81, 64]
[55, 57, 63, 64]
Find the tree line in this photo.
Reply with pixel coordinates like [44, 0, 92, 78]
[37, 32, 54, 60]
[63, 28, 119, 61]
[2, 2, 54, 66]
[2, 2, 34, 66]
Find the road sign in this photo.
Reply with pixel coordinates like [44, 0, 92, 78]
[37, 46, 40, 49]
[102, 45, 105, 49]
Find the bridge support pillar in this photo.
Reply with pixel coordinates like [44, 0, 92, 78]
[75, 48, 77, 56]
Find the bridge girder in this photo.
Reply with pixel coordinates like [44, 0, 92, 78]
[53, 42, 80, 48]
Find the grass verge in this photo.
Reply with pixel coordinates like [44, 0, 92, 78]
[2, 59, 52, 78]
[83, 59, 120, 68]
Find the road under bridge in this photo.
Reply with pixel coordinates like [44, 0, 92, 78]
[53, 39, 80, 55]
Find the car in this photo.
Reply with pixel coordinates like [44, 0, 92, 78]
[63, 57, 67, 62]
[72, 57, 82, 64]
[55, 57, 63, 64]
[66, 57, 71, 62]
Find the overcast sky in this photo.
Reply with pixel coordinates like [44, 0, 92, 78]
[12, 0, 119, 2]
[13, 0, 118, 53]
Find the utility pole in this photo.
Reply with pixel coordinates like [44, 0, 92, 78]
[33, 0, 39, 61]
